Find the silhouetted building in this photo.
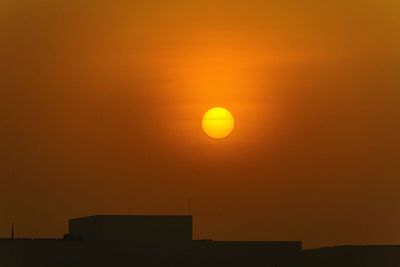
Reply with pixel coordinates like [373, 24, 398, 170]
[67, 215, 192, 242]
[1, 215, 398, 267]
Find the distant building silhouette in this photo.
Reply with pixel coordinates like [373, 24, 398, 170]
[0, 215, 399, 267]
[67, 215, 192, 241]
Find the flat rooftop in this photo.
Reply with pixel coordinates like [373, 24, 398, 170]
[68, 215, 193, 242]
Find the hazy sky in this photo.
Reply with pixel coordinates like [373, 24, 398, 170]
[1, 0, 400, 248]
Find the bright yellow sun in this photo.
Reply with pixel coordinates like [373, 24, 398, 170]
[202, 107, 235, 139]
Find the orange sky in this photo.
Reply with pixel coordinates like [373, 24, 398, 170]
[1, 0, 400, 248]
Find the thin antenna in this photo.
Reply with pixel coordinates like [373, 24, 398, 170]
[11, 222, 14, 240]
[188, 198, 191, 215]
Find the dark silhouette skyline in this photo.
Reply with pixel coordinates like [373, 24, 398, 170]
[1, 214, 399, 267]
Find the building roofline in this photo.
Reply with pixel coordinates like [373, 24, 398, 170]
[69, 215, 193, 221]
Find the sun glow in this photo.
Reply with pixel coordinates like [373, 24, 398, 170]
[202, 107, 235, 139]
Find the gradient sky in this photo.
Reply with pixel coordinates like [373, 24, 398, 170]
[1, 0, 400, 248]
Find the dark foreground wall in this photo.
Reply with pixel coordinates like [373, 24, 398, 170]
[301, 245, 400, 267]
[0, 240, 301, 267]
[1, 240, 398, 267]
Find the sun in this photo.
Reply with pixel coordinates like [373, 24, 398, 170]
[202, 107, 235, 139]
